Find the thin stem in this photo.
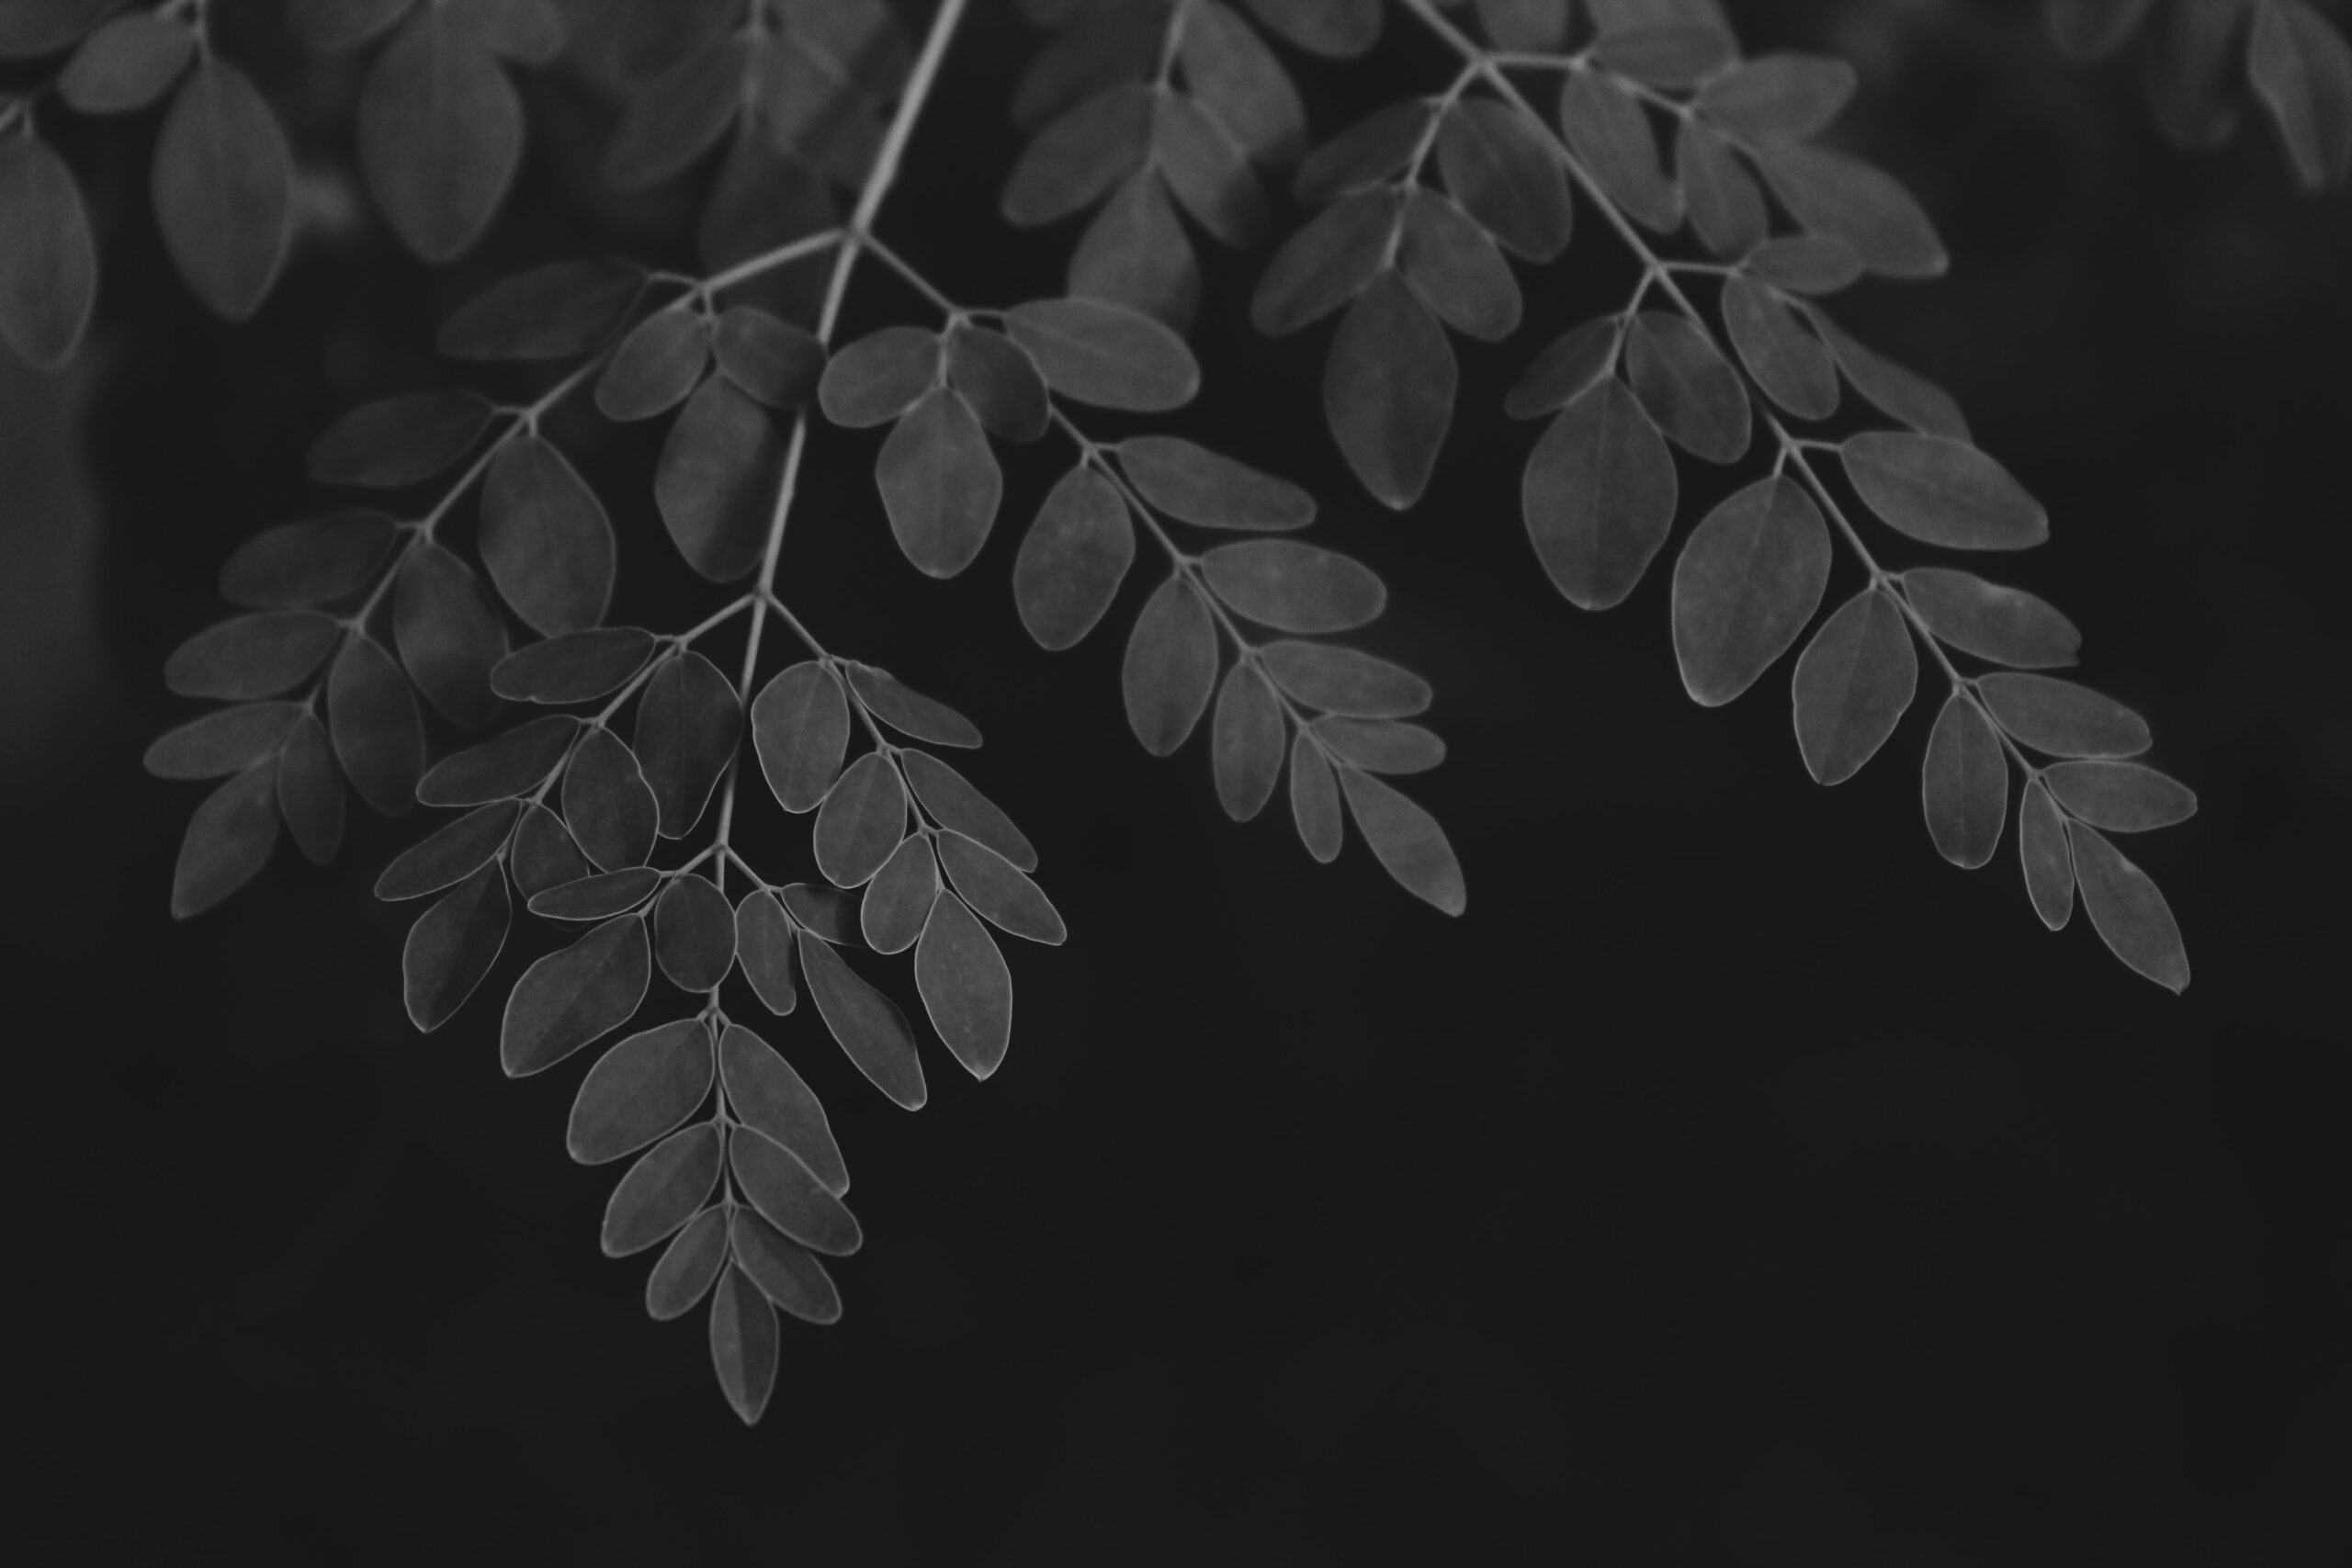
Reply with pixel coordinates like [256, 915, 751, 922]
[855, 231, 962, 321]
[698, 228, 846, 298]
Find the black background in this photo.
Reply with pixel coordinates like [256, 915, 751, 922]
[4, 2, 2346, 1562]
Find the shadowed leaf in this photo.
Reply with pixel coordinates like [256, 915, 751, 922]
[646, 1207, 729, 1321]
[602, 34, 746, 189]
[1071, 167, 1201, 332]
[1523, 376, 1679, 611]
[2069, 823, 2189, 990]
[153, 57, 292, 320]
[861, 834, 935, 954]
[900, 750, 1037, 869]
[1117, 438, 1312, 533]
[634, 650, 740, 837]
[1181, 0, 1305, 163]
[1671, 476, 1833, 706]
[945, 326, 1049, 442]
[1014, 466, 1135, 649]
[1436, 96, 1572, 262]
[729, 1211, 842, 1325]
[1754, 144, 1947, 279]
[814, 753, 907, 888]
[819, 325, 941, 427]
[1326, 270, 1456, 509]
[359, 7, 523, 261]
[1505, 317, 1623, 420]
[1902, 569, 2080, 668]
[1978, 673, 2151, 758]
[915, 892, 1013, 1079]
[289, 0, 417, 54]
[1842, 434, 2048, 550]
[1792, 588, 1917, 785]
[1625, 310, 1750, 464]
[164, 612, 340, 700]
[394, 544, 508, 728]
[2249, 0, 2352, 189]
[219, 512, 398, 608]
[402, 861, 509, 1030]
[1745, 235, 1866, 295]
[528, 867, 662, 921]
[597, 309, 709, 422]
[503, 913, 650, 1077]
[438, 259, 644, 360]
[1005, 297, 1200, 412]
[1001, 82, 1152, 224]
[1337, 766, 1465, 915]
[1722, 277, 1838, 420]
[657, 375, 784, 581]
[567, 1018, 714, 1165]
[562, 727, 659, 870]
[731, 1128, 862, 1255]
[1593, 18, 1736, 87]
[481, 435, 616, 636]
[1261, 642, 1430, 717]
[654, 873, 735, 991]
[510, 802, 590, 897]
[797, 930, 926, 1109]
[714, 307, 824, 408]
[1250, 186, 1396, 335]
[58, 13, 192, 113]
[1559, 66, 1680, 232]
[1677, 118, 1768, 257]
[845, 663, 981, 748]
[2043, 761, 2197, 831]
[1213, 662, 1285, 821]
[1397, 187, 1521, 341]
[1293, 101, 1430, 202]
[329, 635, 425, 815]
[1155, 90, 1267, 246]
[752, 660, 850, 813]
[1694, 52, 1857, 140]
[1921, 694, 2008, 868]
[1807, 310, 1970, 441]
[277, 715, 346, 864]
[602, 1122, 722, 1255]
[492, 627, 657, 703]
[936, 831, 1065, 945]
[0, 136, 97, 367]
[1245, 0, 1381, 57]
[419, 715, 578, 806]
[877, 388, 1002, 579]
[734, 893, 799, 1014]
[719, 1023, 846, 1190]
[147, 704, 301, 780]
[173, 765, 279, 918]
[375, 799, 518, 900]
[308, 391, 496, 487]
[1290, 729, 1342, 862]
[1123, 574, 1218, 755]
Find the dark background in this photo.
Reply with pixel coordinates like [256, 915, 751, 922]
[4, 1, 2346, 1562]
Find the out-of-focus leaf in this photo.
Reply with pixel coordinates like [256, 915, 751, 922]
[1180, 0, 1305, 163]
[503, 913, 650, 1077]
[1522, 376, 1678, 611]
[1014, 466, 1135, 649]
[1070, 169, 1200, 333]
[819, 325, 942, 427]
[420, 717, 579, 807]
[568, 1018, 713, 1165]
[2249, 0, 2352, 189]
[876, 388, 1003, 579]
[1293, 100, 1430, 202]
[2043, 761, 2197, 831]
[59, 14, 192, 114]
[634, 650, 740, 837]
[731, 1127, 861, 1255]
[1902, 569, 2080, 669]
[276, 714, 346, 864]
[328, 635, 425, 814]
[653, 873, 735, 991]
[2045, 0, 2155, 62]
[492, 627, 658, 704]
[1118, 436, 1312, 532]
[1001, 82, 1153, 225]
[1476, 0, 1571, 51]
[1212, 662, 1285, 821]
[1290, 730, 1342, 862]
[527, 867, 661, 921]
[729, 1211, 841, 1325]
[437, 258, 644, 360]
[1326, 269, 1456, 510]
[359, 6, 523, 261]
[481, 435, 616, 636]
[1722, 277, 1838, 420]
[172, 764, 279, 919]
[153, 58, 292, 320]
[402, 860, 509, 1030]
[307, 391, 497, 487]
[718, 1023, 845, 1190]
[1123, 574, 1219, 756]
[454, 0, 565, 63]
[1244, 0, 1381, 57]
[1670, 476, 1832, 706]
[394, 543, 508, 728]
[146, 703, 301, 780]
[937, 830, 1066, 945]
[1436, 96, 1571, 263]
[657, 374, 782, 581]
[1808, 310, 1971, 441]
[1842, 433, 2048, 550]
[289, 0, 416, 54]
[2019, 775, 2075, 930]
[1261, 642, 1430, 718]
[1154, 89, 1267, 246]
[0, 0, 132, 59]
[1978, 673, 2151, 758]
[1592, 18, 1736, 86]
[1625, 310, 1749, 464]
[734, 893, 799, 1014]
[796, 930, 926, 1109]
[813, 752, 906, 889]
[1313, 716, 1443, 774]
[1745, 235, 1866, 296]
[645, 1206, 728, 1321]
[752, 660, 850, 813]
[1201, 540, 1385, 633]
[562, 727, 659, 870]
[1336, 766, 1464, 915]
[844, 663, 982, 748]
[1250, 186, 1397, 335]
[374, 799, 519, 900]
[900, 750, 1037, 870]
[915, 892, 1014, 1079]
[1396, 188, 1521, 341]
[219, 512, 398, 608]
[944, 326, 1049, 442]
[164, 612, 340, 700]
[1754, 144, 1947, 279]
[597, 308, 709, 422]
[602, 33, 746, 189]
[1792, 588, 1917, 785]
[510, 801, 590, 897]
[1505, 317, 1623, 420]
[1921, 694, 2008, 869]
[860, 833, 934, 954]
[714, 307, 824, 409]
[602, 1122, 722, 1254]
[1694, 52, 1857, 140]
[1004, 297, 1200, 412]
[1676, 118, 1767, 258]
[1559, 67, 1681, 232]
[2069, 823, 2189, 990]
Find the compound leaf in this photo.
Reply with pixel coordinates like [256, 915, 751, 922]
[1670, 475, 1833, 706]
[503, 913, 650, 1077]
[1791, 588, 1917, 785]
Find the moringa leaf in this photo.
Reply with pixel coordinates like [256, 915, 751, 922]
[633, 650, 740, 837]
[936, 830, 1067, 945]
[1625, 310, 1750, 464]
[1753, 144, 1947, 279]
[1250, 186, 1397, 336]
[2248, 0, 2352, 190]
[358, 6, 523, 262]
[1154, 89, 1268, 247]
[562, 727, 659, 870]
[1261, 642, 1431, 718]
[567, 1018, 714, 1166]
[401, 861, 509, 1030]
[1559, 67, 1681, 233]
[1670, 476, 1833, 707]
[844, 663, 982, 748]
[1313, 716, 1445, 774]
[1071, 169, 1201, 333]
[876, 388, 1003, 579]
[1744, 235, 1866, 296]
[0, 134, 96, 369]
[734, 893, 799, 1015]
[503, 912, 650, 1077]
[164, 612, 340, 700]
[657, 374, 784, 581]
[1592, 18, 1737, 87]
[1289, 729, 1342, 863]
[1806, 310, 1971, 442]
[394, 544, 508, 728]
[819, 325, 942, 428]
[653, 873, 735, 991]
[645, 1207, 729, 1322]
[1676, 118, 1768, 258]
[219, 512, 399, 609]
[1004, 297, 1200, 412]
[2044, 0, 2156, 62]
[1293, 100, 1431, 202]
[1791, 588, 1917, 785]
[1721, 277, 1838, 421]
[1523, 376, 1679, 611]
[58, 13, 192, 113]
[510, 802, 590, 897]
[1921, 694, 2008, 869]
[813, 752, 907, 889]
[1001, 81, 1153, 225]
[492, 627, 658, 704]
[1902, 569, 2080, 669]
[1396, 187, 1522, 342]
[1505, 317, 1623, 420]
[1201, 539, 1386, 634]
[1336, 766, 1465, 915]
[796, 930, 926, 1110]
[289, 0, 418, 54]
[861, 834, 937, 954]
[1014, 465, 1136, 649]
[277, 714, 346, 864]
[308, 391, 496, 487]
[707, 1263, 778, 1424]
[437, 258, 644, 360]
[153, 57, 292, 321]
[1180, 0, 1306, 164]
[1693, 52, 1857, 140]
[1244, 0, 1382, 58]
[146, 704, 301, 780]
[713, 307, 824, 409]
[2042, 761, 2197, 831]
[730, 1127, 862, 1256]
[1435, 96, 1572, 263]
[2019, 775, 2075, 931]
[596, 309, 710, 422]
[1123, 575, 1219, 752]
[718, 1023, 846, 1191]
[899, 749, 1037, 870]
[944, 325, 1049, 443]
[1325, 270, 1456, 509]
[915, 892, 1014, 1079]
[1842, 433, 2049, 550]
[729, 1212, 842, 1325]
[374, 799, 519, 900]
[752, 660, 851, 813]
[601, 34, 746, 190]
[1116, 436, 1314, 532]
[1977, 673, 2151, 758]
[527, 867, 662, 921]
[601, 1122, 722, 1256]
[2068, 823, 2189, 991]
[1477, 0, 1572, 51]
[1212, 662, 1286, 821]
[172, 764, 280, 919]
[481, 435, 616, 637]
[329, 635, 425, 815]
